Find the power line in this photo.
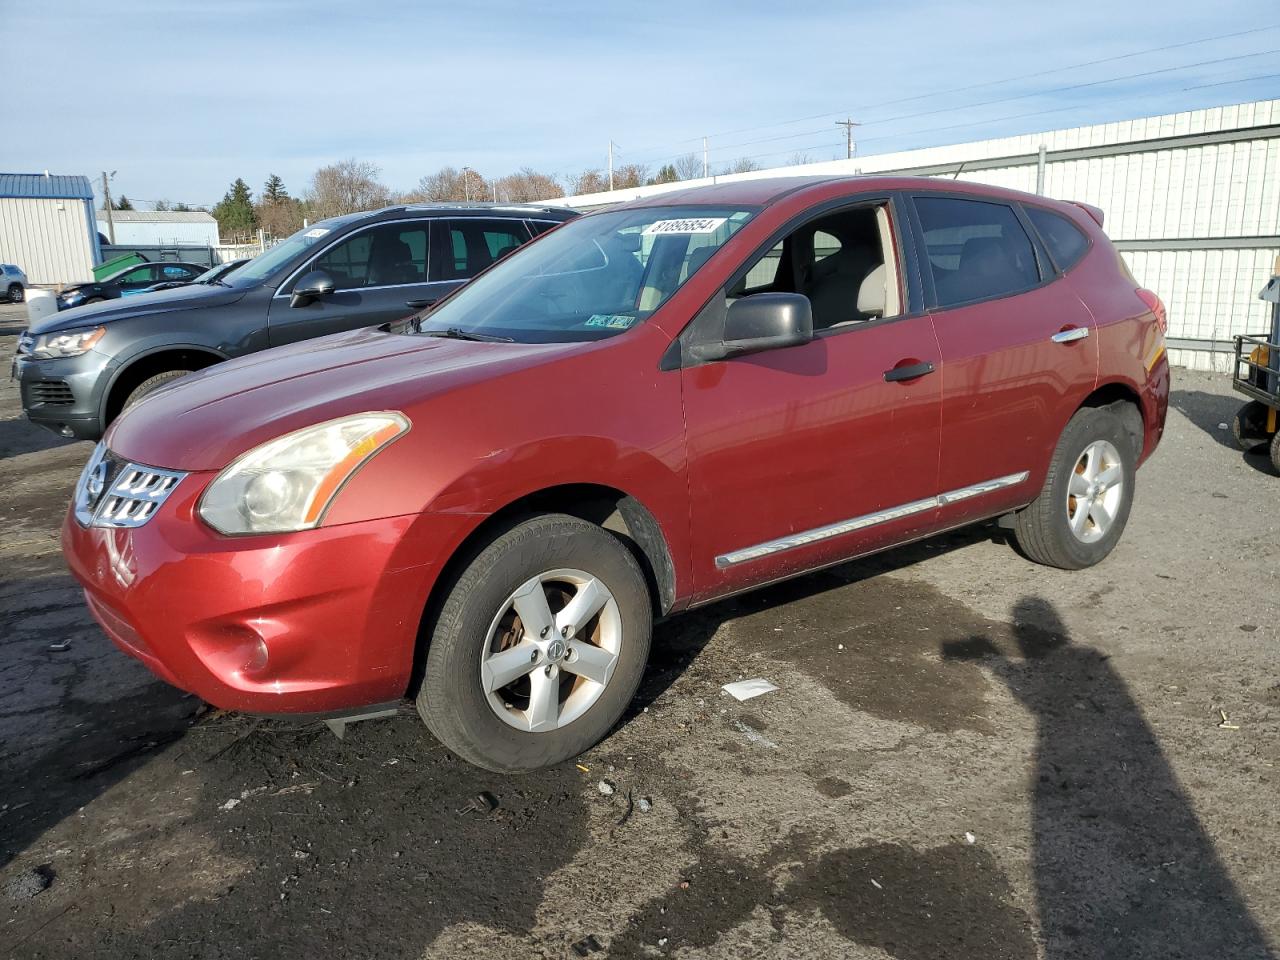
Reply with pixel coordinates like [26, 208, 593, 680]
[606, 25, 1280, 167]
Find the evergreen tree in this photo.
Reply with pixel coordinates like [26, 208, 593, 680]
[212, 178, 257, 241]
[113, 195, 134, 210]
[262, 174, 289, 204]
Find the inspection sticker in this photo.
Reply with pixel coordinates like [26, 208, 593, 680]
[642, 217, 727, 236]
[585, 314, 636, 329]
[304, 227, 331, 239]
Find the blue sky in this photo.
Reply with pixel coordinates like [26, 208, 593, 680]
[3, 0, 1278, 207]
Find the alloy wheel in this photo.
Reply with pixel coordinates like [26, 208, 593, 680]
[479, 568, 621, 732]
[1066, 439, 1124, 543]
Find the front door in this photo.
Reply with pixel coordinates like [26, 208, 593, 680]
[267, 219, 450, 346]
[681, 200, 944, 601]
[908, 194, 1099, 527]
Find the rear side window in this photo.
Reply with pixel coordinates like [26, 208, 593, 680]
[1025, 206, 1090, 272]
[914, 197, 1040, 308]
[433, 219, 529, 281]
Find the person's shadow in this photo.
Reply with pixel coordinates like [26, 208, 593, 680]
[945, 598, 1275, 959]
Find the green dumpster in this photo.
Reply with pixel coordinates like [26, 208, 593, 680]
[93, 252, 148, 282]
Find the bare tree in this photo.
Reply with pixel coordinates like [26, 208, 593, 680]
[256, 197, 305, 239]
[787, 152, 813, 166]
[409, 166, 493, 202]
[674, 153, 704, 180]
[570, 169, 608, 194]
[306, 158, 389, 219]
[612, 163, 648, 190]
[726, 156, 761, 174]
[493, 167, 562, 202]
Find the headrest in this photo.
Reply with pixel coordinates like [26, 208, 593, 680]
[857, 263, 887, 315]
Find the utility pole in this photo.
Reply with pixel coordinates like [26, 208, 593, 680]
[101, 170, 117, 244]
[608, 140, 616, 191]
[835, 118, 861, 159]
[462, 166, 472, 202]
[702, 136, 709, 178]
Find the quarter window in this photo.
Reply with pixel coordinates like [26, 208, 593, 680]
[1025, 206, 1089, 272]
[312, 222, 430, 290]
[915, 197, 1040, 308]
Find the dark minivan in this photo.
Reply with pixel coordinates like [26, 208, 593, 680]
[14, 203, 576, 439]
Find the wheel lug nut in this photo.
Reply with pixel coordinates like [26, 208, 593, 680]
[561, 626, 571, 638]
[529, 649, 538, 663]
[540, 626, 550, 638]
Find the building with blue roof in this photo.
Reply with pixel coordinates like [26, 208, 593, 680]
[0, 172, 101, 286]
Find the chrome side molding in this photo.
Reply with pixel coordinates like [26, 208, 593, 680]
[715, 471, 1030, 568]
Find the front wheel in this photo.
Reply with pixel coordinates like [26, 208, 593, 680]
[122, 369, 192, 411]
[417, 514, 652, 772]
[6, 284, 22, 303]
[1014, 407, 1136, 570]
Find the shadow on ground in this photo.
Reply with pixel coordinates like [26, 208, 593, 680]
[1171, 388, 1277, 475]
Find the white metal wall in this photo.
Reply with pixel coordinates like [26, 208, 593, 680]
[104, 220, 220, 246]
[0, 197, 95, 286]
[555, 98, 1280, 371]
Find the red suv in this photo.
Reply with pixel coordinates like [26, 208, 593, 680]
[63, 177, 1169, 771]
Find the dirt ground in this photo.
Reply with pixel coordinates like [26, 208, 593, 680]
[1, 299, 1277, 959]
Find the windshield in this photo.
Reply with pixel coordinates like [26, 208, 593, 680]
[227, 218, 358, 286]
[412, 206, 755, 343]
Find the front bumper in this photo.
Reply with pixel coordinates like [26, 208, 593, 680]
[62, 473, 478, 714]
[13, 349, 114, 440]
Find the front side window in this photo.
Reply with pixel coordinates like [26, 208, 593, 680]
[230, 215, 366, 287]
[117, 265, 154, 285]
[729, 203, 901, 330]
[312, 222, 429, 290]
[1025, 206, 1090, 272]
[413, 206, 755, 343]
[915, 197, 1040, 308]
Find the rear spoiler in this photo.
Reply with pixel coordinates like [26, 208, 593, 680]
[1070, 201, 1105, 227]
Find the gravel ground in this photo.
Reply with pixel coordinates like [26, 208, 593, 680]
[1, 298, 1277, 959]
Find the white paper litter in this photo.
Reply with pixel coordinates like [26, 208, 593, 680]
[722, 678, 779, 701]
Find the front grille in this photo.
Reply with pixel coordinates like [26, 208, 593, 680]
[28, 379, 75, 405]
[74, 442, 186, 529]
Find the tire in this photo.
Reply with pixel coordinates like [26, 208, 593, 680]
[417, 513, 652, 773]
[1232, 400, 1271, 451]
[122, 370, 192, 411]
[1271, 432, 1280, 476]
[84, 296, 105, 305]
[6, 284, 22, 303]
[1013, 406, 1136, 570]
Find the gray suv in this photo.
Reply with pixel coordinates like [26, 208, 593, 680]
[13, 203, 576, 440]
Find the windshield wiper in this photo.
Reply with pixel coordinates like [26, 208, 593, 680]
[423, 327, 513, 343]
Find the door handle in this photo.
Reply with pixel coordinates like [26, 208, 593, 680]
[883, 360, 935, 383]
[1051, 327, 1090, 344]
[406, 298, 438, 309]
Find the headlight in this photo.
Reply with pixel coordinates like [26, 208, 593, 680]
[32, 326, 106, 358]
[198, 412, 410, 535]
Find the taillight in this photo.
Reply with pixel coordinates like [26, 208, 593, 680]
[1136, 288, 1167, 334]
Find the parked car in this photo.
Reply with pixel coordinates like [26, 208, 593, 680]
[15, 203, 576, 439]
[139, 258, 249, 294]
[2, 263, 28, 302]
[57, 261, 207, 309]
[62, 177, 1169, 772]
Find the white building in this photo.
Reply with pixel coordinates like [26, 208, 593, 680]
[98, 209, 220, 247]
[555, 98, 1280, 371]
[0, 172, 99, 286]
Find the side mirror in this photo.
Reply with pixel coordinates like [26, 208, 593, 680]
[290, 270, 335, 307]
[694, 292, 813, 362]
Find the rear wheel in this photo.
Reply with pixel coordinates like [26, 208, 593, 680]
[1233, 400, 1272, 451]
[6, 284, 21, 303]
[122, 369, 192, 411]
[1271, 432, 1280, 475]
[1014, 407, 1136, 570]
[84, 296, 105, 305]
[417, 514, 652, 772]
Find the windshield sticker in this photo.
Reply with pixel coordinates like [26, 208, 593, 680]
[585, 314, 636, 329]
[304, 228, 330, 239]
[642, 217, 727, 236]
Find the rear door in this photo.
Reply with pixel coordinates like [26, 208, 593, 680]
[430, 217, 533, 288]
[267, 219, 446, 346]
[908, 193, 1098, 527]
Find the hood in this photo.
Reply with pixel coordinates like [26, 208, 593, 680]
[32, 283, 248, 334]
[107, 326, 576, 471]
